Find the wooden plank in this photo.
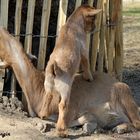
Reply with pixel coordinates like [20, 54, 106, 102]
[98, 1, 106, 72]
[0, 0, 9, 28]
[88, 0, 94, 6]
[114, 0, 123, 80]
[56, 0, 68, 34]
[15, 0, 23, 41]
[90, 0, 103, 73]
[0, 69, 5, 96]
[105, 0, 109, 71]
[108, 0, 114, 74]
[108, 27, 115, 74]
[108, 0, 119, 75]
[37, 0, 52, 70]
[0, 0, 9, 96]
[87, 0, 94, 71]
[75, 0, 82, 9]
[10, 0, 23, 98]
[24, 0, 36, 53]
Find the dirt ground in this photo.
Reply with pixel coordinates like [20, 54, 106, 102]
[0, 2, 140, 140]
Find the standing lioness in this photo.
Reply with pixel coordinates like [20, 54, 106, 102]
[42, 5, 101, 136]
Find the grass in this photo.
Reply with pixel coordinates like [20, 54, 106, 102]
[123, 2, 140, 16]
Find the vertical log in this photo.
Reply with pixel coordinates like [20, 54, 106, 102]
[108, 28, 115, 74]
[0, 0, 9, 96]
[90, 0, 102, 73]
[105, 0, 109, 71]
[87, 0, 94, 68]
[37, 0, 52, 70]
[108, 0, 116, 75]
[15, 0, 23, 41]
[24, 0, 36, 53]
[88, 0, 94, 6]
[75, 0, 82, 9]
[108, 0, 121, 76]
[114, 0, 123, 80]
[10, 0, 23, 98]
[0, 70, 5, 96]
[0, 0, 9, 28]
[56, 0, 68, 34]
[98, 0, 106, 72]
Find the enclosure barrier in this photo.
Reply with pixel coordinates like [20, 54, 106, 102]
[0, 0, 123, 98]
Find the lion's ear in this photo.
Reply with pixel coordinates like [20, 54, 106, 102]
[86, 9, 102, 17]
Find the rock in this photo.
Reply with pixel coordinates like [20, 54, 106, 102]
[7, 103, 11, 107]
[2, 96, 9, 101]
[22, 111, 28, 117]
[11, 104, 16, 111]
[17, 102, 24, 110]
[10, 97, 24, 110]
[16, 107, 22, 112]
[6, 106, 11, 112]
[2, 96, 9, 107]
[0, 96, 3, 103]
[10, 97, 23, 110]
[0, 103, 4, 108]
[10, 97, 18, 105]
[36, 123, 45, 131]
[83, 122, 97, 134]
[36, 122, 53, 133]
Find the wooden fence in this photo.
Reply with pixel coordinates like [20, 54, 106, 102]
[0, 0, 123, 97]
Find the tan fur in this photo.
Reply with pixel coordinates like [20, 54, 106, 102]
[44, 5, 101, 134]
[0, 28, 140, 137]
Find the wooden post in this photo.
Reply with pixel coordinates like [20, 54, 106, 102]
[0, 0, 9, 28]
[75, 0, 82, 9]
[105, 0, 109, 72]
[10, 0, 23, 98]
[108, 0, 122, 77]
[0, 0, 9, 96]
[114, 0, 123, 80]
[90, 0, 103, 73]
[0, 69, 5, 97]
[98, 0, 106, 72]
[37, 0, 52, 70]
[87, 0, 94, 72]
[56, 0, 68, 34]
[24, 0, 36, 54]
[15, 0, 23, 41]
[108, 0, 116, 75]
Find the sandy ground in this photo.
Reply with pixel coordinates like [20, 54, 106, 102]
[122, 15, 140, 106]
[0, 3, 140, 140]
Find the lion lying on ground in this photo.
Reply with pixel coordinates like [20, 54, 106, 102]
[0, 28, 140, 137]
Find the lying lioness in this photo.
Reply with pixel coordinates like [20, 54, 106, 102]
[43, 5, 101, 135]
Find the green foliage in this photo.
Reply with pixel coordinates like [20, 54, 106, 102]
[123, 6, 140, 16]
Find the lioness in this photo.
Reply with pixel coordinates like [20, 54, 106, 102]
[43, 5, 101, 135]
